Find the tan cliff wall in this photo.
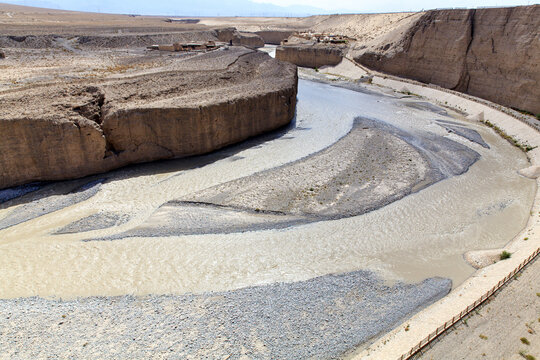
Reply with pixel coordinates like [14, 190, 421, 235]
[215, 28, 264, 48]
[355, 5, 540, 114]
[0, 50, 297, 189]
[276, 45, 345, 68]
[255, 30, 296, 45]
[102, 87, 297, 164]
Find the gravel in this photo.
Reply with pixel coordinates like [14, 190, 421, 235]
[436, 121, 490, 149]
[402, 101, 449, 116]
[0, 182, 42, 204]
[93, 114, 480, 240]
[54, 212, 131, 234]
[0, 270, 451, 359]
[0, 179, 103, 230]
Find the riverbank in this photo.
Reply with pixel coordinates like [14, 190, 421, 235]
[324, 60, 540, 360]
[415, 257, 539, 360]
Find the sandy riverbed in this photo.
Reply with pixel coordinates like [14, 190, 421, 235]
[0, 43, 536, 358]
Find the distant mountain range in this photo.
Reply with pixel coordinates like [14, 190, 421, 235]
[2, 0, 334, 16]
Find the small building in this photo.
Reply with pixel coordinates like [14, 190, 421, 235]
[147, 41, 219, 52]
[165, 18, 200, 24]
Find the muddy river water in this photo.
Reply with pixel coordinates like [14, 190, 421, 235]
[0, 77, 535, 300]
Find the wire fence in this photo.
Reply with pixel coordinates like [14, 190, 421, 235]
[398, 247, 540, 360]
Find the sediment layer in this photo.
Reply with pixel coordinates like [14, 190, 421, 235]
[276, 43, 345, 68]
[99, 114, 481, 239]
[0, 28, 264, 49]
[0, 47, 297, 188]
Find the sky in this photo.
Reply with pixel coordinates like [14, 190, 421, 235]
[3, 0, 537, 16]
[252, 0, 536, 12]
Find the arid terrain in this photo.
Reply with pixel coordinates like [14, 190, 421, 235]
[0, 3, 539, 360]
[416, 258, 539, 360]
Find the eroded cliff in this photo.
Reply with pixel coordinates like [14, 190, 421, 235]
[0, 48, 297, 188]
[276, 44, 346, 68]
[355, 5, 540, 114]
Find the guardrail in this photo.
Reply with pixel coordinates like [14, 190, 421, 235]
[399, 247, 540, 360]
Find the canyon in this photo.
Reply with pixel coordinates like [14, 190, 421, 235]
[0, 3, 539, 360]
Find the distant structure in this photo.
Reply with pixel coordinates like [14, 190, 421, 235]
[147, 41, 220, 52]
[165, 18, 200, 24]
[283, 32, 355, 44]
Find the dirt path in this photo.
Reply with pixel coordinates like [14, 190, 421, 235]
[416, 257, 540, 360]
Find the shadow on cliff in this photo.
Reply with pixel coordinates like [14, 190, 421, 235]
[0, 113, 298, 210]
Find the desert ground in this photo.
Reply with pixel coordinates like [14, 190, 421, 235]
[0, 3, 539, 360]
[416, 257, 539, 360]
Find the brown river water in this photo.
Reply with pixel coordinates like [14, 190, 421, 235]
[0, 78, 535, 299]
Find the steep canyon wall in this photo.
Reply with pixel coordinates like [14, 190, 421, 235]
[355, 5, 540, 114]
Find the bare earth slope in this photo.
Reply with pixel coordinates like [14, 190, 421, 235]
[0, 48, 297, 188]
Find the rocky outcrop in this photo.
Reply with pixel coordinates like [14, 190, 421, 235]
[355, 5, 540, 114]
[0, 49, 4, 59]
[215, 28, 264, 48]
[276, 44, 346, 68]
[0, 48, 297, 189]
[255, 30, 296, 45]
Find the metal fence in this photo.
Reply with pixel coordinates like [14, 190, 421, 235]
[398, 247, 540, 360]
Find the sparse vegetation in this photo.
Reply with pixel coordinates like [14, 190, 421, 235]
[520, 337, 530, 345]
[519, 350, 536, 360]
[511, 107, 540, 121]
[482, 119, 536, 152]
[479, 334, 488, 340]
[499, 250, 512, 260]
[399, 90, 419, 97]
[404, 324, 410, 331]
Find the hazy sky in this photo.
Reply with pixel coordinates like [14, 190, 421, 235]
[4, 0, 538, 15]
[253, 0, 536, 12]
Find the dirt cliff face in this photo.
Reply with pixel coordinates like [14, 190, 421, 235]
[356, 5, 540, 114]
[215, 28, 264, 48]
[0, 48, 297, 189]
[255, 31, 295, 45]
[276, 44, 346, 68]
